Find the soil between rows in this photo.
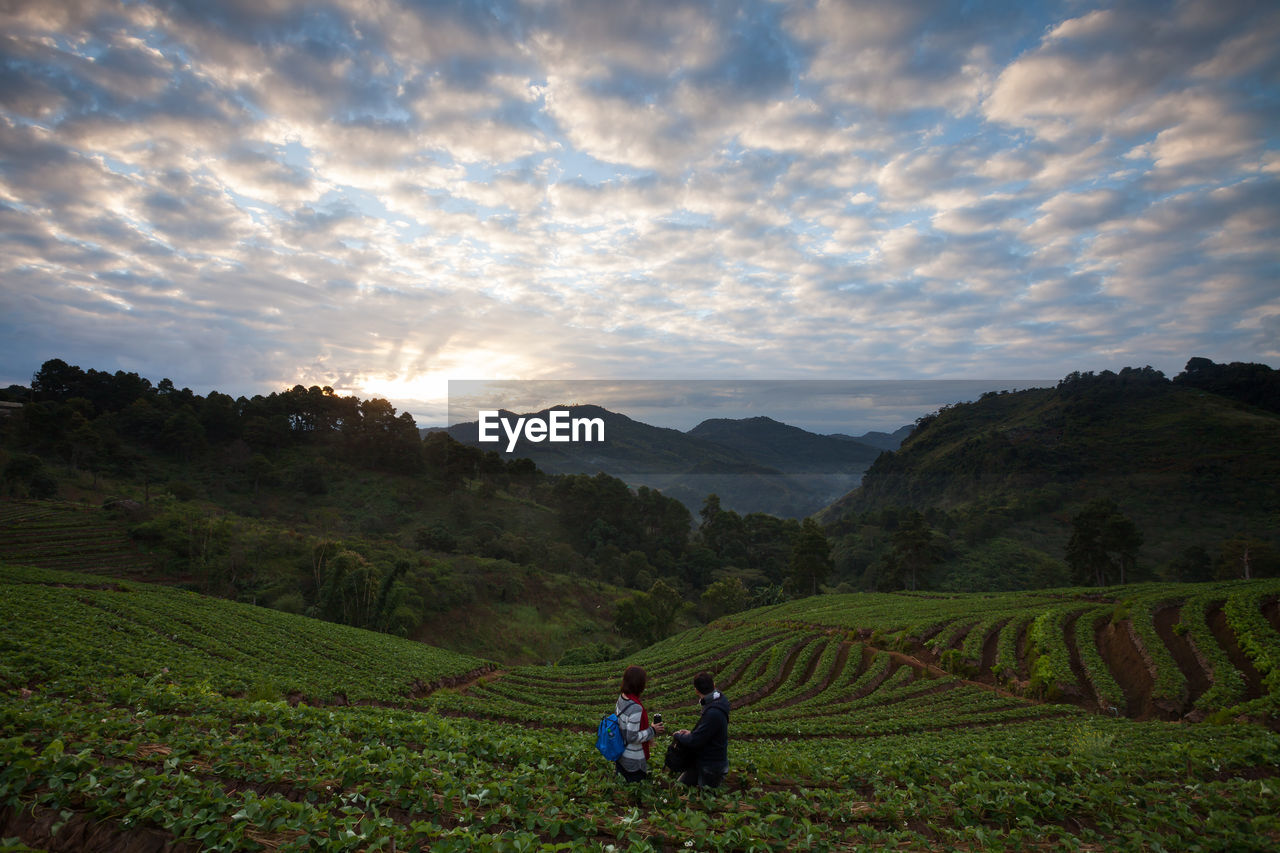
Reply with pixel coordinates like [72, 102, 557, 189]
[1096, 619, 1166, 720]
[1207, 604, 1265, 701]
[1152, 605, 1211, 710]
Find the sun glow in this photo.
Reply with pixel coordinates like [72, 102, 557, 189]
[344, 348, 542, 426]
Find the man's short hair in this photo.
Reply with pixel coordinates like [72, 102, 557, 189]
[693, 671, 714, 695]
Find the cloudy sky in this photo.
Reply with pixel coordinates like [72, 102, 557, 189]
[1, 0, 1277, 427]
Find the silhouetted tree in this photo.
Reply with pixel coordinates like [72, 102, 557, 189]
[1065, 499, 1142, 586]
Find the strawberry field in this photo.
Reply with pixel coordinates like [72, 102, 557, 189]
[0, 503, 152, 578]
[3, 563, 1279, 851]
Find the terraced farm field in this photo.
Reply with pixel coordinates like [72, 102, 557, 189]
[0, 502, 155, 578]
[3, 564, 1279, 851]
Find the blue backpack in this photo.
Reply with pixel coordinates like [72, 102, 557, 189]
[595, 699, 636, 761]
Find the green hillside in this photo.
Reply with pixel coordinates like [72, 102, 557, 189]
[819, 363, 1280, 590]
[0, 498, 633, 667]
[0, 563, 489, 704]
[3, 564, 1279, 851]
[0, 360, 808, 662]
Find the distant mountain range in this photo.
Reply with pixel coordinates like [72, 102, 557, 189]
[440, 406, 907, 518]
[828, 425, 915, 452]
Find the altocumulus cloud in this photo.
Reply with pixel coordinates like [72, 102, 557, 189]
[0, 0, 1276, 424]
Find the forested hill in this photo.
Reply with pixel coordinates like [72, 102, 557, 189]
[686, 415, 880, 472]
[0, 359, 817, 664]
[817, 359, 1280, 591]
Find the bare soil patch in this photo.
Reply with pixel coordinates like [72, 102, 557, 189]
[0, 804, 199, 853]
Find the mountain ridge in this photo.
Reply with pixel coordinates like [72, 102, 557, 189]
[445, 405, 903, 517]
[817, 361, 1280, 588]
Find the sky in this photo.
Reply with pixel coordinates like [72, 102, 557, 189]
[1, 0, 1277, 429]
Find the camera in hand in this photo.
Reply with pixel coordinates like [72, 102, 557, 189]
[653, 713, 663, 724]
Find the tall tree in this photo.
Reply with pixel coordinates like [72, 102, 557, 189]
[1215, 538, 1279, 580]
[889, 510, 938, 592]
[1065, 499, 1142, 586]
[789, 517, 833, 596]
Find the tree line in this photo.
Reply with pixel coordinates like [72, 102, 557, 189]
[823, 359, 1280, 592]
[1, 359, 837, 654]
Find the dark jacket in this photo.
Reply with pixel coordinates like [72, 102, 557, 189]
[674, 691, 729, 767]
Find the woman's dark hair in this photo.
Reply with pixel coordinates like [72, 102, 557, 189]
[693, 671, 714, 695]
[621, 665, 647, 696]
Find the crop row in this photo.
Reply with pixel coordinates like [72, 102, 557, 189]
[481, 628, 800, 711]
[1074, 605, 1126, 712]
[5, 674, 1279, 852]
[745, 637, 848, 713]
[5, 564, 1280, 851]
[784, 582, 1280, 723]
[0, 501, 102, 526]
[0, 563, 485, 703]
[0, 503, 147, 575]
[450, 641, 1074, 744]
[485, 582, 1280, 730]
[1125, 595, 1188, 709]
[735, 589, 1074, 637]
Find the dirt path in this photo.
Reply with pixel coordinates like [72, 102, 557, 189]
[447, 665, 507, 697]
[1153, 606, 1210, 712]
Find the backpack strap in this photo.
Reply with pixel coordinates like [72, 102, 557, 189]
[617, 697, 642, 742]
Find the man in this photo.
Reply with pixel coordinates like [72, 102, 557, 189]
[672, 671, 729, 788]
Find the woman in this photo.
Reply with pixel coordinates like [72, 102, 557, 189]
[615, 664, 664, 782]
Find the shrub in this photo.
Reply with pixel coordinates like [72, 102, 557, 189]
[557, 643, 618, 666]
[271, 591, 305, 615]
